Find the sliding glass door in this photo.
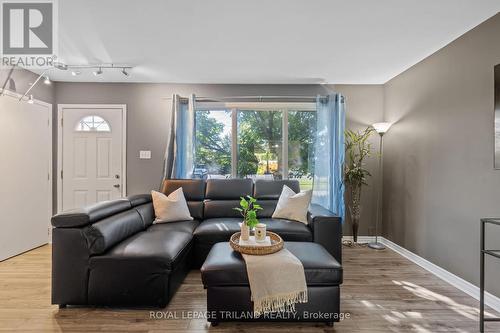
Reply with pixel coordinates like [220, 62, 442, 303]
[194, 103, 316, 186]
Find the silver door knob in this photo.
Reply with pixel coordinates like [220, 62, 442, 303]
[113, 184, 120, 188]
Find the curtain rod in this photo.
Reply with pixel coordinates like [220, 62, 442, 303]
[161, 95, 338, 101]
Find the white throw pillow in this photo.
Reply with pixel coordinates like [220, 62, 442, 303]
[151, 188, 193, 224]
[272, 185, 312, 224]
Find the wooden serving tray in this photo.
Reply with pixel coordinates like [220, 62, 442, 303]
[230, 231, 284, 255]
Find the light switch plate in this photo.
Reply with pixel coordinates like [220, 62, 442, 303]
[139, 150, 151, 159]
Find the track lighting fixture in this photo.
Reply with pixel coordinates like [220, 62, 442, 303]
[93, 67, 103, 76]
[53, 63, 133, 77]
[18, 62, 132, 103]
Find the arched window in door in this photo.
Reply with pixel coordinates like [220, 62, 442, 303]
[75, 115, 111, 132]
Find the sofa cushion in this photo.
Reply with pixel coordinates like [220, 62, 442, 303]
[127, 194, 152, 207]
[147, 219, 200, 235]
[161, 179, 206, 200]
[253, 179, 300, 200]
[83, 209, 145, 255]
[152, 189, 194, 223]
[160, 179, 205, 219]
[205, 179, 253, 199]
[256, 200, 278, 218]
[135, 202, 155, 228]
[256, 218, 313, 241]
[272, 185, 312, 224]
[203, 200, 243, 219]
[187, 201, 204, 219]
[194, 218, 312, 245]
[91, 222, 196, 270]
[201, 242, 342, 286]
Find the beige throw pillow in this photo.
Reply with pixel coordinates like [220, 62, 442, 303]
[272, 185, 312, 224]
[151, 188, 193, 223]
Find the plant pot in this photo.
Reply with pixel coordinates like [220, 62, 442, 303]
[351, 217, 359, 243]
[241, 223, 250, 241]
[348, 203, 362, 244]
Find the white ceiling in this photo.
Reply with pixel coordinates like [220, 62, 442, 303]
[44, 0, 500, 84]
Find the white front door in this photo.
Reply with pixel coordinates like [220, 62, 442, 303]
[60, 106, 125, 211]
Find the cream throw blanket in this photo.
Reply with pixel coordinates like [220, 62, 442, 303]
[242, 249, 308, 315]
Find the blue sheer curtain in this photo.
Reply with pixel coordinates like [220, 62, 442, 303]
[312, 94, 346, 220]
[163, 94, 196, 179]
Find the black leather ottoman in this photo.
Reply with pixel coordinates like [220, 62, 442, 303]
[201, 242, 343, 326]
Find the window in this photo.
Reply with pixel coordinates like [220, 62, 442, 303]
[194, 110, 231, 178]
[288, 110, 316, 189]
[75, 115, 110, 132]
[238, 110, 282, 179]
[194, 103, 317, 183]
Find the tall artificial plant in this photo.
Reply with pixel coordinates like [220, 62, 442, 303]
[344, 127, 374, 243]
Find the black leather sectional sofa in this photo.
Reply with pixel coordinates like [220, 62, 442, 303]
[51, 179, 342, 308]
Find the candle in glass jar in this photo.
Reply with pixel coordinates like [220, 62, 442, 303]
[255, 223, 266, 243]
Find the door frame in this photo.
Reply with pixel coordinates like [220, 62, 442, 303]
[57, 104, 127, 213]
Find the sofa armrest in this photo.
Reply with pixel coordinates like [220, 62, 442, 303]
[52, 227, 91, 305]
[307, 204, 342, 264]
[51, 195, 152, 306]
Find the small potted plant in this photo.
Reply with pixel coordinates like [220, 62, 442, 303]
[234, 196, 262, 241]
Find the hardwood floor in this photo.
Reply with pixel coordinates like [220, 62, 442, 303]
[0, 244, 498, 332]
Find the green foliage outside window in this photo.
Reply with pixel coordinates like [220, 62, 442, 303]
[194, 111, 231, 175]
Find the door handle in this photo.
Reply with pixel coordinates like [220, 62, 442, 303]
[113, 184, 120, 188]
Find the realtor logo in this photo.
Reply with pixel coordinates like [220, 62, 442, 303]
[2, 1, 53, 55]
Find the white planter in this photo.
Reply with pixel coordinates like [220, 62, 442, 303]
[241, 223, 250, 241]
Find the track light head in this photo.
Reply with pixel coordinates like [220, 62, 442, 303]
[27, 94, 34, 104]
[71, 71, 81, 76]
[93, 67, 103, 76]
[54, 62, 68, 70]
[43, 76, 51, 85]
[121, 68, 129, 76]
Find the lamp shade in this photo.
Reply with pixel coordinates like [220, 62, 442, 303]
[372, 122, 392, 134]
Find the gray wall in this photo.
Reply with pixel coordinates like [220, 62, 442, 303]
[383, 13, 500, 297]
[55, 83, 383, 235]
[336, 85, 385, 236]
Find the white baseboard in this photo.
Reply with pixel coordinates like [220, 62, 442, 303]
[342, 235, 376, 243]
[342, 235, 500, 313]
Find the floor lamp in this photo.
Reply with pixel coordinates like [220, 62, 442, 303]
[368, 122, 392, 250]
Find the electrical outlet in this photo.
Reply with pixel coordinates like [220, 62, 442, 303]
[139, 150, 151, 159]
